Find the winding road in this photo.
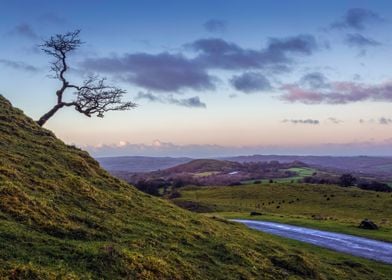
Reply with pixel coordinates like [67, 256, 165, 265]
[233, 219, 392, 264]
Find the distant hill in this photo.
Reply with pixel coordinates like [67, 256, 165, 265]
[224, 155, 392, 178]
[97, 156, 192, 172]
[2, 95, 384, 278]
[166, 159, 241, 173]
[120, 159, 310, 192]
[96, 155, 392, 179]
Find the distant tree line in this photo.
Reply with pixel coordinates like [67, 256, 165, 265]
[303, 173, 391, 192]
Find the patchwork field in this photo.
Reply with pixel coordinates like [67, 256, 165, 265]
[242, 167, 318, 184]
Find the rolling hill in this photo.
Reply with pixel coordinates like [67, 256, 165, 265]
[165, 159, 241, 173]
[96, 155, 392, 182]
[225, 155, 392, 178]
[97, 156, 192, 172]
[1, 95, 392, 279]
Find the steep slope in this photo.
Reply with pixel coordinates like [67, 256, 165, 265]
[0, 95, 391, 279]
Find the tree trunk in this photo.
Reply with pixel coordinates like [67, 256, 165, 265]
[36, 103, 64, 126]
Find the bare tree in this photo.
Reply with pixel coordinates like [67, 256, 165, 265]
[37, 30, 136, 126]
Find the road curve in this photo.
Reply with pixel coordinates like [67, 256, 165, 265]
[233, 219, 392, 264]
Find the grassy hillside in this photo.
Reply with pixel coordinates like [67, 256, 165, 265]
[1, 95, 392, 279]
[172, 183, 392, 242]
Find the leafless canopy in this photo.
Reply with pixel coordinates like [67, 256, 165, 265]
[37, 30, 136, 126]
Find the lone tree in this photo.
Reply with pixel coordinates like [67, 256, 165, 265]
[37, 30, 135, 126]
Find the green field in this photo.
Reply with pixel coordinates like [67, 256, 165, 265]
[194, 171, 220, 177]
[242, 167, 317, 184]
[172, 183, 392, 242]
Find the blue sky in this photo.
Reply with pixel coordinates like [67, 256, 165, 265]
[1, 0, 392, 157]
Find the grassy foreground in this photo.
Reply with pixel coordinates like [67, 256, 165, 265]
[1, 95, 392, 279]
[172, 183, 392, 242]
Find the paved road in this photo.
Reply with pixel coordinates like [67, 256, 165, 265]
[233, 219, 392, 264]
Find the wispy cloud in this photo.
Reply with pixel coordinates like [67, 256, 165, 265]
[189, 35, 318, 70]
[360, 117, 392, 125]
[7, 23, 38, 39]
[136, 92, 206, 108]
[327, 117, 343, 124]
[281, 80, 392, 104]
[300, 72, 329, 89]
[82, 34, 318, 93]
[379, 117, 392, 125]
[230, 72, 271, 93]
[345, 33, 381, 48]
[38, 13, 66, 25]
[331, 8, 383, 30]
[0, 59, 38, 72]
[83, 53, 215, 92]
[282, 119, 320, 125]
[203, 19, 227, 33]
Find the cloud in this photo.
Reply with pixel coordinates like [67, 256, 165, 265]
[136, 92, 206, 108]
[300, 72, 328, 89]
[38, 13, 66, 25]
[331, 8, 383, 30]
[345, 33, 381, 48]
[282, 119, 320, 125]
[266, 35, 318, 55]
[83, 52, 215, 92]
[203, 19, 227, 33]
[82, 35, 318, 93]
[281, 80, 392, 104]
[190, 35, 318, 70]
[230, 72, 271, 93]
[359, 117, 392, 125]
[8, 23, 38, 39]
[379, 117, 392, 125]
[327, 117, 343, 124]
[0, 59, 38, 72]
[168, 96, 206, 108]
[359, 118, 375, 124]
[135, 92, 160, 102]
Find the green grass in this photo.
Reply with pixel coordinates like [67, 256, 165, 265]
[222, 212, 392, 243]
[194, 171, 220, 177]
[242, 167, 317, 184]
[287, 167, 317, 176]
[172, 183, 392, 242]
[1, 95, 392, 279]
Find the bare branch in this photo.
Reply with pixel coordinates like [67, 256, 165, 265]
[36, 30, 136, 126]
[72, 75, 137, 118]
[40, 30, 82, 82]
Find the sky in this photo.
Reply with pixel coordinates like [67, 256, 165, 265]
[1, 0, 392, 157]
